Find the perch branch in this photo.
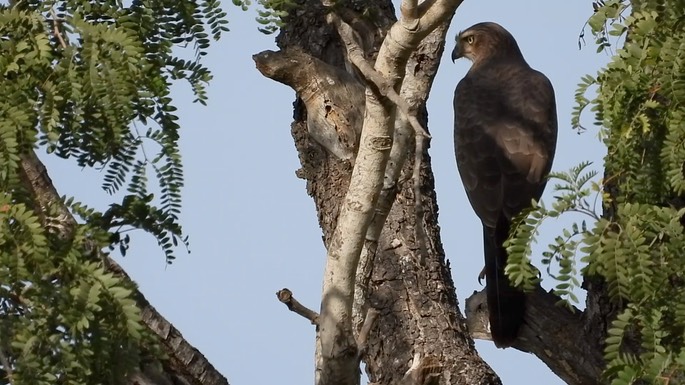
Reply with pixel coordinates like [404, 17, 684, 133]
[277, 288, 320, 325]
[465, 287, 604, 385]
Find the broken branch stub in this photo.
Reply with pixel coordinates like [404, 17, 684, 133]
[277, 288, 320, 325]
[253, 48, 364, 160]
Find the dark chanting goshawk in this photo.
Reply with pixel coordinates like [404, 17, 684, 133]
[452, 22, 558, 348]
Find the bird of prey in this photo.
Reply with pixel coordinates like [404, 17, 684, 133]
[451, 22, 558, 348]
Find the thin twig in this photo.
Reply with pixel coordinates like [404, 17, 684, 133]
[356, 307, 380, 354]
[49, 9, 67, 49]
[326, 13, 430, 139]
[276, 288, 320, 325]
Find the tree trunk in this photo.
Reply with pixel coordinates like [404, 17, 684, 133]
[255, 1, 611, 385]
[256, 1, 498, 384]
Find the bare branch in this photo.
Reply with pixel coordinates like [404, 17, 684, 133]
[399, 0, 419, 28]
[417, 0, 462, 32]
[318, 87, 391, 385]
[352, 113, 412, 330]
[49, 9, 67, 49]
[327, 13, 430, 139]
[416, 0, 438, 18]
[277, 288, 320, 325]
[328, 11, 432, 271]
[465, 287, 604, 385]
[315, 1, 464, 383]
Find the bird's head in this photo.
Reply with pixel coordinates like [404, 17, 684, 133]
[451, 22, 523, 66]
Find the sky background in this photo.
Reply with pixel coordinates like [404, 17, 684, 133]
[43, 1, 611, 384]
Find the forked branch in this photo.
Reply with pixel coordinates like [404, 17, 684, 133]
[316, 0, 463, 383]
[326, 13, 429, 139]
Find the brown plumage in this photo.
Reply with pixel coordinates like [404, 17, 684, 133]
[452, 22, 557, 348]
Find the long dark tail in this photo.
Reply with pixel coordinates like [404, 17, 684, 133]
[483, 218, 526, 348]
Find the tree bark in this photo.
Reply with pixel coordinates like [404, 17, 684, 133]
[466, 287, 604, 385]
[256, 1, 612, 385]
[256, 1, 501, 384]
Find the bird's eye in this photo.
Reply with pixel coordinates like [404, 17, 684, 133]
[467, 36, 475, 44]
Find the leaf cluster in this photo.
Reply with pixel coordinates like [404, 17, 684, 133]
[506, 162, 600, 306]
[510, 1, 685, 383]
[0, 202, 152, 385]
[233, 0, 294, 34]
[0, 0, 226, 383]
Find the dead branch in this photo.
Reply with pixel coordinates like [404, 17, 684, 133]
[277, 288, 320, 325]
[253, 48, 364, 160]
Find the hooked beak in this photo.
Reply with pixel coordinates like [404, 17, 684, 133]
[451, 42, 462, 63]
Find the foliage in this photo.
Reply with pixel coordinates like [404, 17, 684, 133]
[0, 210, 151, 385]
[506, 162, 600, 306]
[0, 0, 226, 383]
[509, 0, 685, 383]
[232, 0, 292, 34]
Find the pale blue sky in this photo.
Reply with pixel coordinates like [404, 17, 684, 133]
[44, 1, 609, 384]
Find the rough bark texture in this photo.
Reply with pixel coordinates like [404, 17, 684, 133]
[256, 1, 613, 385]
[257, 1, 500, 384]
[362, 146, 499, 385]
[466, 288, 604, 385]
[12, 2, 619, 385]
